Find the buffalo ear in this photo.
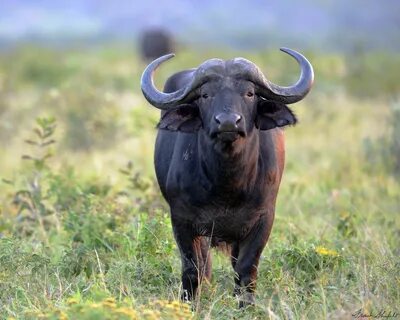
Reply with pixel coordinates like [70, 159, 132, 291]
[255, 99, 297, 130]
[157, 104, 202, 132]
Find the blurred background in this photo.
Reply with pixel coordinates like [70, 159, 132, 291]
[1, 0, 399, 51]
[0, 1, 399, 318]
[1, 0, 399, 172]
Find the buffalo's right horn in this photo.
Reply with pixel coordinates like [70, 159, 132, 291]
[141, 54, 203, 110]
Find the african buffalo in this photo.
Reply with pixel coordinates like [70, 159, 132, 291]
[140, 48, 314, 307]
[139, 28, 174, 61]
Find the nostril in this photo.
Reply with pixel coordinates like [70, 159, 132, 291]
[215, 113, 242, 124]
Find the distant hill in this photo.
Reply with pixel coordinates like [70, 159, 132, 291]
[0, 0, 399, 52]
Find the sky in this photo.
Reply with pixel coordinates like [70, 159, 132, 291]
[0, 0, 399, 51]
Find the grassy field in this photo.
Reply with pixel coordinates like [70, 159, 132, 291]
[0, 45, 399, 319]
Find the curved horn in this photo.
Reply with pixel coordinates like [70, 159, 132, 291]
[141, 49, 314, 109]
[255, 48, 314, 104]
[141, 54, 201, 110]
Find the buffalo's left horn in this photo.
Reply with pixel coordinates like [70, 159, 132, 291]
[254, 48, 314, 104]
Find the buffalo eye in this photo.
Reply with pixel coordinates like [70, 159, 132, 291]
[246, 91, 254, 97]
[202, 93, 209, 99]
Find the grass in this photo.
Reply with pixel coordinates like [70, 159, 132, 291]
[0, 45, 399, 319]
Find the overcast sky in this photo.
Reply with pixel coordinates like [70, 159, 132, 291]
[1, 0, 399, 51]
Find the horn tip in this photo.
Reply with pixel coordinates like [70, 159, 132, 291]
[162, 53, 175, 60]
[151, 53, 176, 65]
[279, 47, 294, 55]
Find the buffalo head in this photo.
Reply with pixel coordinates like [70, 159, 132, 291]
[141, 48, 313, 147]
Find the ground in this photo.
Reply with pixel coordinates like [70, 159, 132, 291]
[0, 46, 399, 319]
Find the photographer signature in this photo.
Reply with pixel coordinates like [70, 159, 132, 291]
[352, 309, 399, 319]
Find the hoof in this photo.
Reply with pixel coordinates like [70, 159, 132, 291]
[238, 292, 255, 308]
[181, 289, 191, 303]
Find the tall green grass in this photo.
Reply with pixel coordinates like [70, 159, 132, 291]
[0, 46, 399, 319]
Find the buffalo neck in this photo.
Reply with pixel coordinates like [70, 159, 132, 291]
[197, 130, 260, 197]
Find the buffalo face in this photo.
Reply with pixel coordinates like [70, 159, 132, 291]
[157, 78, 298, 147]
[201, 80, 253, 142]
[141, 48, 313, 145]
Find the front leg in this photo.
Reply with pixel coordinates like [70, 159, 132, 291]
[233, 213, 274, 308]
[172, 219, 202, 302]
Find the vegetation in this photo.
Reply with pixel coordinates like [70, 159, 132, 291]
[0, 45, 399, 319]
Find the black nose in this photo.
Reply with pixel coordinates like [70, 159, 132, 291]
[214, 113, 242, 131]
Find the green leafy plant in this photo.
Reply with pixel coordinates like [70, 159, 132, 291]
[118, 161, 165, 213]
[22, 116, 56, 170]
[11, 117, 57, 239]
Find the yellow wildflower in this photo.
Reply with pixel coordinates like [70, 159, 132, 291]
[59, 311, 68, 320]
[141, 309, 159, 320]
[315, 246, 339, 257]
[66, 297, 79, 305]
[102, 297, 117, 309]
[90, 302, 101, 308]
[116, 307, 138, 319]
